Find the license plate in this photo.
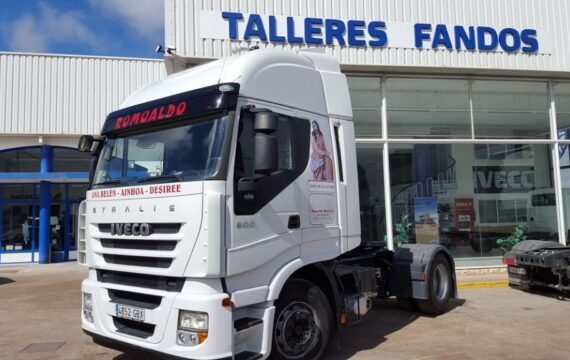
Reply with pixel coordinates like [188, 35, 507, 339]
[115, 304, 145, 322]
[509, 266, 526, 275]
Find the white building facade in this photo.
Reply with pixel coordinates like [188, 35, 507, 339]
[0, 53, 165, 264]
[165, 0, 570, 266]
[2, 1, 570, 267]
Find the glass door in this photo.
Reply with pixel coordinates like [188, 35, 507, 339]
[1, 203, 38, 253]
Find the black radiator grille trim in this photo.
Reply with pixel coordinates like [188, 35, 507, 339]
[113, 317, 155, 339]
[103, 254, 173, 268]
[100, 239, 177, 251]
[108, 289, 162, 310]
[97, 270, 185, 292]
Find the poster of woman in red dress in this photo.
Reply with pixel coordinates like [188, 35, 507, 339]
[310, 121, 334, 182]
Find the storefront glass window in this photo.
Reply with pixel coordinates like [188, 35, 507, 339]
[68, 184, 88, 199]
[356, 143, 386, 244]
[2, 184, 35, 201]
[472, 80, 550, 139]
[388, 143, 558, 258]
[2, 204, 35, 251]
[554, 83, 570, 136]
[387, 78, 471, 138]
[554, 83, 570, 244]
[53, 147, 92, 172]
[1, 185, 37, 252]
[0, 147, 41, 172]
[51, 184, 66, 200]
[347, 77, 382, 138]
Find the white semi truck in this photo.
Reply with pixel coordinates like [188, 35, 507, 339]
[78, 50, 457, 360]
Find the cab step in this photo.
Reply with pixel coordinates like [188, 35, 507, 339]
[235, 351, 263, 360]
[234, 317, 263, 332]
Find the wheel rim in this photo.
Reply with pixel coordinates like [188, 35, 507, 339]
[433, 263, 450, 301]
[274, 302, 319, 359]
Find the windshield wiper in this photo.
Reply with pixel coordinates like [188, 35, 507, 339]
[136, 174, 183, 184]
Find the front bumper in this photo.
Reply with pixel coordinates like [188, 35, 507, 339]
[84, 330, 231, 360]
[82, 275, 233, 360]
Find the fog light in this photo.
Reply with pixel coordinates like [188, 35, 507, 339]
[177, 329, 201, 346]
[83, 309, 94, 323]
[83, 293, 93, 310]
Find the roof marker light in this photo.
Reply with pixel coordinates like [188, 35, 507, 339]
[219, 84, 235, 92]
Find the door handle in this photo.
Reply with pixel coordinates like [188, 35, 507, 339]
[288, 215, 300, 229]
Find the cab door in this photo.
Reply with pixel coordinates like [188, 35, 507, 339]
[226, 105, 309, 277]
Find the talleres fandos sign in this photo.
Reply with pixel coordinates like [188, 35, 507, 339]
[199, 11, 551, 54]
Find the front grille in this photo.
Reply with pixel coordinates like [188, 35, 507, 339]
[97, 270, 185, 292]
[100, 239, 177, 251]
[113, 317, 155, 339]
[108, 289, 162, 310]
[99, 223, 181, 234]
[103, 254, 173, 268]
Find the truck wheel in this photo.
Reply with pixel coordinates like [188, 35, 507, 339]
[396, 297, 419, 312]
[417, 254, 453, 315]
[271, 279, 332, 360]
[470, 239, 493, 253]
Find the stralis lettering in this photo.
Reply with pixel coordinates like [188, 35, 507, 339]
[114, 101, 188, 130]
[92, 204, 176, 214]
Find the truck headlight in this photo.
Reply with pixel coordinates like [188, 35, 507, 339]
[177, 311, 208, 346]
[179, 311, 208, 331]
[83, 293, 93, 310]
[83, 293, 94, 323]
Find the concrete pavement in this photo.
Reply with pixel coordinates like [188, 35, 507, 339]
[1, 262, 569, 360]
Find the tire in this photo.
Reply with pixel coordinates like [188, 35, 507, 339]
[397, 297, 419, 312]
[270, 279, 332, 360]
[417, 254, 453, 315]
[470, 238, 493, 253]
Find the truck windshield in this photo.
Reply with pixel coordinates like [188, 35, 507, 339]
[92, 116, 229, 188]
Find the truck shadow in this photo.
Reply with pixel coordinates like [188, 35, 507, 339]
[325, 297, 465, 359]
[114, 351, 162, 360]
[112, 298, 466, 360]
[0, 277, 15, 285]
[518, 286, 570, 301]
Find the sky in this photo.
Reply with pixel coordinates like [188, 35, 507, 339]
[0, 0, 164, 59]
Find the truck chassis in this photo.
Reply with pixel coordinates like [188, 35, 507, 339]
[505, 240, 570, 292]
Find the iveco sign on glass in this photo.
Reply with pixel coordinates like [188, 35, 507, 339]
[198, 11, 549, 54]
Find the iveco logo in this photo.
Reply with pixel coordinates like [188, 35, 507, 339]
[111, 223, 153, 236]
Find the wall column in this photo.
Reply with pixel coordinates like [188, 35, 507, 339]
[38, 146, 53, 264]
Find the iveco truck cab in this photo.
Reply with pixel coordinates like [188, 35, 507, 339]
[78, 49, 457, 360]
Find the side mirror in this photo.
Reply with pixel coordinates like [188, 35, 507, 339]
[253, 111, 278, 133]
[78, 135, 94, 152]
[253, 111, 279, 176]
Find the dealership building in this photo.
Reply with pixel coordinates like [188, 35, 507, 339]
[2, 0, 570, 267]
[0, 53, 165, 263]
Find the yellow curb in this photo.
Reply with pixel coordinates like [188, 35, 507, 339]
[457, 281, 509, 289]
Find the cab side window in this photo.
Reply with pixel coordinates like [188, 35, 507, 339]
[234, 111, 309, 215]
[235, 114, 294, 180]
